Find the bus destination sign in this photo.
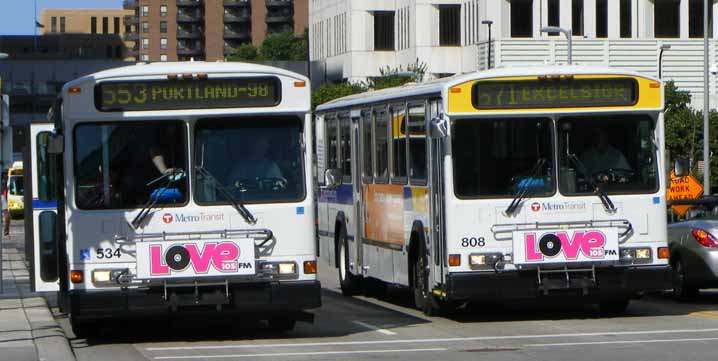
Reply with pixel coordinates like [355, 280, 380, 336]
[472, 78, 638, 110]
[95, 77, 280, 111]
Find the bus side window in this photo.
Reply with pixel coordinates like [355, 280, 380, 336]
[391, 103, 407, 183]
[361, 109, 373, 183]
[326, 116, 338, 171]
[339, 114, 352, 183]
[408, 103, 427, 185]
[374, 108, 389, 183]
[37, 132, 58, 202]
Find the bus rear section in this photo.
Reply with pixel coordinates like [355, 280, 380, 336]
[440, 68, 672, 312]
[27, 62, 320, 335]
[7, 161, 24, 217]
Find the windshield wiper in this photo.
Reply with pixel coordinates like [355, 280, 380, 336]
[195, 165, 257, 225]
[504, 158, 547, 216]
[566, 153, 617, 213]
[131, 169, 185, 229]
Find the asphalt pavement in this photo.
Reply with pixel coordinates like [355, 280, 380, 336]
[9, 217, 718, 361]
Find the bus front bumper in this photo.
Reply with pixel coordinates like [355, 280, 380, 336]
[444, 265, 671, 302]
[69, 280, 321, 321]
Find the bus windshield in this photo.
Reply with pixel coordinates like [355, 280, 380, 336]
[558, 115, 658, 195]
[73, 122, 189, 210]
[194, 117, 305, 204]
[8, 176, 23, 196]
[452, 118, 554, 198]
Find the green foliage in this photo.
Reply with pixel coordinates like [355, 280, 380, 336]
[311, 82, 367, 110]
[365, 59, 428, 90]
[259, 32, 307, 61]
[225, 43, 259, 61]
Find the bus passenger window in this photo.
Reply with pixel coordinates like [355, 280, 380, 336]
[408, 104, 427, 184]
[362, 111, 373, 181]
[374, 109, 389, 181]
[340, 115, 352, 182]
[326, 117, 338, 170]
[391, 105, 407, 181]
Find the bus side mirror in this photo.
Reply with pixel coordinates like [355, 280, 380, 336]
[429, 115, 448, 139]
[673, 159, 689, 177]
[324, 168, 342, 189]
[48, 134, 64, 154]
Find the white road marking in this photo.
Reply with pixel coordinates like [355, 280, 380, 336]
[152, 348, 446, 359]
[352, 320, 397, 335]
[526, 337, 718, 347]
[145, 328, 718, 351]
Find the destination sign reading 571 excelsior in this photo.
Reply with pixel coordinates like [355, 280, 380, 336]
[95, 77, 280, 111]
[472, 78, 638, 110]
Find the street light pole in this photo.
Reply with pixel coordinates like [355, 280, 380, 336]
[659, 44, 671, 79]
[704, 0, 711, 194]
[481, 20, 493, 69]
[541, 26, 572, 64]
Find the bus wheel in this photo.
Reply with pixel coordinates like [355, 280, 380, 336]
[338, 228, 361, 296]
[268, 316, 296, 333]
[70, 316, 97, 339]
[412, 242, 437, 316]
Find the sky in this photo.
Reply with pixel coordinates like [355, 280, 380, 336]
[0, 0, 124, 35]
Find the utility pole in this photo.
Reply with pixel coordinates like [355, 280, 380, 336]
[704, 0, 711, 194]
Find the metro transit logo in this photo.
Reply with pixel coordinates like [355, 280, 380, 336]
[162, 213, 174, 224]
[531, 202, 541, 212]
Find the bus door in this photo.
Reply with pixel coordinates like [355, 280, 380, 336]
[428, 100, 446, 285]
[27, 124, 60, 292]
[350, 110, 364, 274]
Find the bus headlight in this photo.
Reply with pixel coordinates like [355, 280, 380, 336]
[259, 261, 298, 278]
[469, 253, 502, 270]
[91, 269, 129, 286]
[278, 262, 296, 274]
[619, 248, 652, 264]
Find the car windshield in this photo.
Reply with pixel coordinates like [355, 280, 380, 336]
[8, 176, 23, 196]
[452, 118, 554, 198]
[194, 116, 305, 204]
[558, 115, 658, 195]
[74, 122, 188, 210]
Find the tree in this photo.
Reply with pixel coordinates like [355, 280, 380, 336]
[259, 32, 307, 61]
[366, 59, 427, 90]
[311, 82, 366, 110]
[226, 43, 259, 61]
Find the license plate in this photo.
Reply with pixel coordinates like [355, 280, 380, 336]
[512, 228, 619, 265]
[136, 239, 255, 279]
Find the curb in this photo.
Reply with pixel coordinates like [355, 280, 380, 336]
[24, 297, 75, 361]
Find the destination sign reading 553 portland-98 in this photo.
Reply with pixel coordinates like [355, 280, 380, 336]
[95, 77, 280, 111]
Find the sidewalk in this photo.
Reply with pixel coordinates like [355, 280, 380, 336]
[0, 222, 75, 361]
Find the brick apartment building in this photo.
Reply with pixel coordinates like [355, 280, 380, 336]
[123, 0, 308, 62]
[39, 9, 135, 59]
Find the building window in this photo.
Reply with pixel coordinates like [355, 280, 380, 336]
[160, 21, 168, 33]
[511, 0, 532, 37]
[102, 17, 109, 34]
[620, 0, 632, 37]
[160, 54, 168, 62]
[654, 0, 679, 38]
[160, 38, 168, 49]
[690, 0, 714, 38]
[439, 5, 460, 46]
[142, 6, 149, 17]
[596, 0, 607, 38]
[91, 17, 97, 34]
[142, 38, 149, 49]
[142, 21, 149, 33]
[572, 0, 583, 36]
[60, 17, 66, 33]
[373, 11, 395, 50]
[141, 54, 149, 62]
[114, 17, 120, 34]
[547, 0, 559, 35]
[51, 17, 57, 32]
[160, 5, 168, 17]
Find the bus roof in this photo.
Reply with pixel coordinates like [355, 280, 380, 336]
[62, 61, 309, 92]
[315, 64, 659, 113]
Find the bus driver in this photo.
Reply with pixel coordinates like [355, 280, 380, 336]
[228, 133, 286, 190]
[580, 128, 631, 183]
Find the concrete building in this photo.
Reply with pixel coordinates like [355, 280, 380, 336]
[310, 0, 718, 107]
[39, 9, 135, 59]
[123, 0, 308, 62]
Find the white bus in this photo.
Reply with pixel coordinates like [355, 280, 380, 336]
[27, 62, 319, 335]
[316, 65, 672, 315]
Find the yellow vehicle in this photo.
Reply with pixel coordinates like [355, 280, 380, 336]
[7, 161, 23, 217]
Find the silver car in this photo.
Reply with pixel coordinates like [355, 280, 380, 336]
[667, 197, 718, 300]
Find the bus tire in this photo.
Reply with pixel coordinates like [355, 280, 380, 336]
[412, 237, 438, 316]
[268, 316, 296, 332]
[338, 227, 361, 296]
[70, 316, 97, 339]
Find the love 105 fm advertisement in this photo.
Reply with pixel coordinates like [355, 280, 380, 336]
[512, 228, 619, 265]
[135, 239, 256, 279]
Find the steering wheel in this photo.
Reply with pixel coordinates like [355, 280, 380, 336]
[592, 168, 634, 184]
